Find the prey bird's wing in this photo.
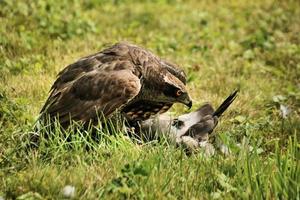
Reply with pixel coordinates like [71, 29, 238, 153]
[213, 89, 239, 117]
[41, 58, 141, 128]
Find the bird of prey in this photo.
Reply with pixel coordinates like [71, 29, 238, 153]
[40, 42, 192, 128]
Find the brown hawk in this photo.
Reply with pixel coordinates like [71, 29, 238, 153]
[40, 42, 192, 128]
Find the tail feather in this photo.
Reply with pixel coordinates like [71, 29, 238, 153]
[213, 89, 239, 117]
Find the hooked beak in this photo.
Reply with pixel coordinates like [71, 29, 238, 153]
[182, 94, 192, 109]
[186, 100, 193, 109]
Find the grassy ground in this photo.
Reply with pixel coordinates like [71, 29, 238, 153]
[1, 0, 300, 199]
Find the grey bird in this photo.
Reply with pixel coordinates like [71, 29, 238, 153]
[40, 42, 192, 128]
[140, 90, 238, 150]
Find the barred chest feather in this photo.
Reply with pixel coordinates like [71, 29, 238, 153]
[122, 100, 173, 121]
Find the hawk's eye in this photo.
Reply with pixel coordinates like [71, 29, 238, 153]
[163, 83, 182, 98]
[176, 90, 182, 97]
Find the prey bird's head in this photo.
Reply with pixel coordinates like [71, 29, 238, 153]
[146, 60, 192, 108]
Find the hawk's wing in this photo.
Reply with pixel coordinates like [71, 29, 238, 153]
[41, 60, 141, 128]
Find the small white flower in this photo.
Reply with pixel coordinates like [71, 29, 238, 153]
[280, 104, 290, 119]
[62, 185, 75, 198]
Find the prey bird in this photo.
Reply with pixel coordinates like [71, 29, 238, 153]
[140, 90, 239, 152]
[40, 42, 192, 128]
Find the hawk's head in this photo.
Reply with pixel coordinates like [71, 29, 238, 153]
[144, 60, 192, 109]
[162, 69, 192, 108]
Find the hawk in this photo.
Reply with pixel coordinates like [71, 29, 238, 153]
[40, 42, 192, 128]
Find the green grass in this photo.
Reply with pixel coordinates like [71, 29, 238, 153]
[1, 0, 300, 199]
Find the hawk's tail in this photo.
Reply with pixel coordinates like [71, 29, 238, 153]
[213, 89, 239, 117]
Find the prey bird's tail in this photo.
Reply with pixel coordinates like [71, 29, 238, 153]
[213, 89, 239, 117]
